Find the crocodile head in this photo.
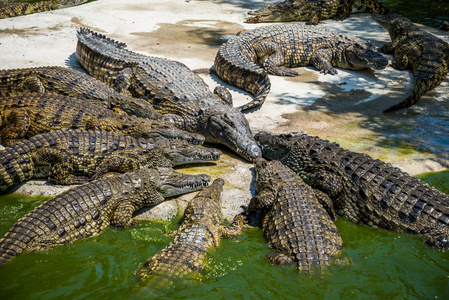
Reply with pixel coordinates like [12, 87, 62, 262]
[343, 40, 389, 70]
[203, 103, 262, 162]
[150, 167, 211, 197]
[184, 178, 225, 224]
[154, 139, 222, 166]
[253, 157, 287, 191]
[253, 131, 298, 161]
[246, 1, 302, 23]
[371, 13, 416, 41]
[122, 115, 205, 145]
[246, 157, 285, 226]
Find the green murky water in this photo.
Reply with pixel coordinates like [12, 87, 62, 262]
[0, 171, 448, 299]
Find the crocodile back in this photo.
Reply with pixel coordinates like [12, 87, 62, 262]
[0, 66, 159, 119]
[256, 132, 449, 247]
[214, 24, 358, 111]
[251, 159, 343, 273]
[138, 178, 226, 280]
[0, 169, 165, 266]
[76, 28, 214, 104]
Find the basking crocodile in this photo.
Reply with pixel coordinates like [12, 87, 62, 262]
[0, 66, 158, 119]
[0, 92, 204, 146]
[214, 23, 388, 111]
[76, 27, 261, 162]
[255, 131, 449, 248]
[137, 178, 245, 281]
[0, 129, 221, 191]
[0, 167, 211, 266]
[247, 158, 343, 273]
[246, 0, 389, 25]
[372, 14, 449, 112]
[0, 0, 86, 19]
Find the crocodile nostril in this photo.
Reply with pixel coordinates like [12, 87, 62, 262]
[248, 144, 262, 160]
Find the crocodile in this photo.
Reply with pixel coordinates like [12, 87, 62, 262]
[0, 92, 204, 147]
[76, 27, 262, 162]
[372, 14, 449, 112]
[246, 158, 343, 273]
[0, 66, 159, 119]
[0, 167, 211, 266]
[0, 129, 221, 191]
[137, 178, 245, 281]
[246, 0, 389, 25]
[255, 131, 449, 248]
[0, 0, 86, 19]
[214, 23, 388, 111]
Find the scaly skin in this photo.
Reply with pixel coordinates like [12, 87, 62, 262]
[255, 131, 449, 248]
[0, 167, 211, 266]
[0, 129, 221, 190]
[372, 14, 449, 112]
[0, 92, 204, 146]
[247, 158, 343, 273]
[246, 0, 389, 25]
[0, 66, 158, 119]
[137, 178, 245, 281]
[214, 23, 388, 111]
[0, 0, 87, 19]
[76, 27, 261, 162]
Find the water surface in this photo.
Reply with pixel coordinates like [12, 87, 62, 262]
[0, 171, 448, 299]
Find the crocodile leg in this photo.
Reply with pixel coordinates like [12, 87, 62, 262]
[379, 42, 397, 54]
[90, 155, 142, 181]
[22, 76, 46, 93]
[220, 214, 245, 238]
[1, 108, 31, 146]
[309, 169, 343, 199]
[32, 148, 90, 185]
[248, 189, 275, 211]
[391, 43, 415, 70]
[112, 67, 134, 94]
[110, 202, 141, 228]
[254, 40, 300, 76]
[267, 251, 295, 266]
[310, 49, 338, 75]
[213, 86, 233, 106]
[313, 189, 337, 221]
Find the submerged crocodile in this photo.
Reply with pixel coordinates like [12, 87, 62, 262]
[372, 14, 449, 112]
[246, 0, 389, 25]
[137, 178, 245, 281]
[76, 27, 261, 162]
[0, 0, 86, 19]
[0, 92, 204, 146]
[0, 167, 210, 266]
[0, 129, 221, 191]
[214, 23, 388, 111]
[247, 158, 343, 273]
[0, 66, 158, 119]
[255, 131, 449, 248]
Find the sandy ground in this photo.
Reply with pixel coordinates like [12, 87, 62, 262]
[1, 0, 448, 221]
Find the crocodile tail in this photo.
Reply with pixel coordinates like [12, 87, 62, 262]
[214, 50, 271, 112]
[384, 49, 448, 112]
[0, 147, 35, 192]
[0, 217, 36, 266]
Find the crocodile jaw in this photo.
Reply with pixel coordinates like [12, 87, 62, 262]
[344, 42, 389, 70]
[155, 167, 211, 197]
[162, 142, 222, 166]
[246, 2, 297, 23]
[207, 108, 262, 162]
